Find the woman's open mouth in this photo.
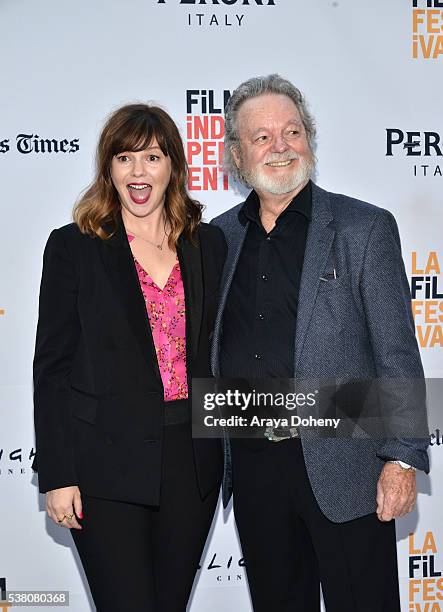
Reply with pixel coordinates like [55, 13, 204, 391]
[127, 183, 152, 204]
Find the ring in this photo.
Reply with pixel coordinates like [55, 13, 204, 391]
[65, 513, 74, 521]
[57, 515, 66, 524]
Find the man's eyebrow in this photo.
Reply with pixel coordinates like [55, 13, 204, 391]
[250, 119, 303, 137]
[283, 119, 303, 128]
[251, 128, 268, 137]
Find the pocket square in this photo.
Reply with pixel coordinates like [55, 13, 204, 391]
[320, 269, 337, 282]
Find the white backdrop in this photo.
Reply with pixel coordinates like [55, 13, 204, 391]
[1, 1, 442, 610]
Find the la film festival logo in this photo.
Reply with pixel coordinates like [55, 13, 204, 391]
[386, 129, 442, 178]
[409, 531, 442, 611]
[157, 0, 277, 28]
[0, 134, 79, 155]
[185, 89, 231, 191]
[411, 251, 443, 348]
[412, 0, 443, 59]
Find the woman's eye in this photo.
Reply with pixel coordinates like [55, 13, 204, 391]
[116, 155, 130, 162]
[148, 155, 160, 162]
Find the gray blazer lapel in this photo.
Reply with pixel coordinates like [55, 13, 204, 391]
[211, 218, 249, 375]
[294, 184, 335, 371]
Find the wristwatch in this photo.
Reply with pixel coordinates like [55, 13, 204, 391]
[387, 460, 416, 471]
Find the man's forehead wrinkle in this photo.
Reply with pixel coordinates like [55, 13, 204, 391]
[238, 101, 301, 130]
[239, 114, 303, 138]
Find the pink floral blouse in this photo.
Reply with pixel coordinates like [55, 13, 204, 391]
[128, 235, 189, 402]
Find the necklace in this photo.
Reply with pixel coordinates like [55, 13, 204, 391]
[126, 218, 169, 251]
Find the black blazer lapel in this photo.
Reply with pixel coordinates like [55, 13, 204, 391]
[177, 233, 203, 361]
[211, 218, 249, 375]
[100, 217, 162, 384]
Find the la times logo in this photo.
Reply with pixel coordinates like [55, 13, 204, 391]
[0, 134, 79, 155]
[430, 427, 443, 446]
[386, 129, 442, 177]
[157, 0, 276, 28]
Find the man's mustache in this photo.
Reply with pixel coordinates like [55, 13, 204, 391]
[263, 153, 300, 164]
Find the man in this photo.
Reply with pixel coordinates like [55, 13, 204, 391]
[210, 74, 429, 612]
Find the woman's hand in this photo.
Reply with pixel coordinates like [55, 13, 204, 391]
[46, 486, 83, 529]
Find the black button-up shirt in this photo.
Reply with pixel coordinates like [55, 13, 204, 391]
[220, 181, 312, 378]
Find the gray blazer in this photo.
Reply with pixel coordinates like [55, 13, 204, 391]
[211, 182, 429, 523]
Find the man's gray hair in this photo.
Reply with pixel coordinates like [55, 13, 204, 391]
[224, 74, 316, 184]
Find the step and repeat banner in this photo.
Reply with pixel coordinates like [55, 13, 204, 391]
[1, 1, 442, 610]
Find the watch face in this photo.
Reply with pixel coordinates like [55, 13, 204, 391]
[390, 460, 415, 470]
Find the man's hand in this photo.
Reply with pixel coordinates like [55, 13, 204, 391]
[46, 486, 83, 529]
[376, 463, 416, 522]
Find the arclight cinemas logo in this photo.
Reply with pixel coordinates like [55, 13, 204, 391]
[0, 445, 36, 477]
[385, 129, 442, 177]
[157, 0, 277, 28]
[198, 552, 245, 584]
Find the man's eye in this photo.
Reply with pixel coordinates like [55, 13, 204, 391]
[256, 136, 267, 142]
[287, 130, 299, 136]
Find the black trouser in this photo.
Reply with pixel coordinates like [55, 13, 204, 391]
[71, 415, 219, 612]
[231, 437, 401, 612]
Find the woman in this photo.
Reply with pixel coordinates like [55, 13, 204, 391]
[32, 103, 226, 611]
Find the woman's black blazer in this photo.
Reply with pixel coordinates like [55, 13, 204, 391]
[32, 216, 227, 505]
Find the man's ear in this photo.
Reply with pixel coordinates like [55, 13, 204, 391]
[231, 145, 241, 169]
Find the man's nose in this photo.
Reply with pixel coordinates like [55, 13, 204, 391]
[270, 135, 288, 153]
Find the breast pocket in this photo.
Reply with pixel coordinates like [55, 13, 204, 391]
[315, 274, 364, 335]
[317, 273, 350, 293]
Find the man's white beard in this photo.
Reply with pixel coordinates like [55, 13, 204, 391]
[241, 154, 314, 195]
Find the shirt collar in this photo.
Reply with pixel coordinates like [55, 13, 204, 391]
[238, 180, 312, 227]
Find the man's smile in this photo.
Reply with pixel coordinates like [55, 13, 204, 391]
[265, 160, 294, 167]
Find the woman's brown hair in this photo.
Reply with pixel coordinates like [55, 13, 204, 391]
[73, 103, 203, 246]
